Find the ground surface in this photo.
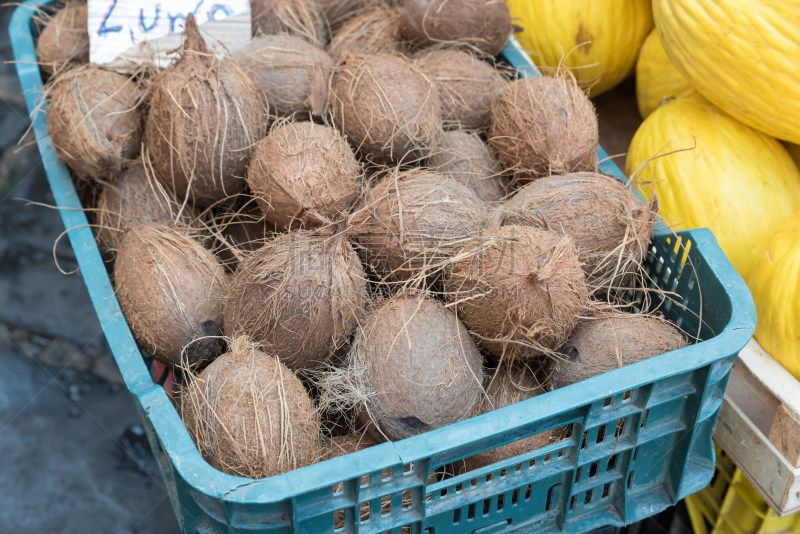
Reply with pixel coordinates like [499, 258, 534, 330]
[0, 5, 642, 531]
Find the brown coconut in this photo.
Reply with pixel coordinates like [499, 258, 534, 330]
[251, 0, 326, 46]
[223, 229, 367, 372]
[428, 130, 507, 203]
[415, 48, 507, 131]
[35, 2, 89, 76]
[350, 168, 489, 283]
[331, 53, 440, 164]
[491, 76, 599, 183]
[319, 0, 388, 32]
[235, 35, 333, 118]
[145, 15, 268, 207]
[551, 315, 688, 389]
[247, 121, 361, 230]
[327, 8, 405, 62]
[399, 0, 511, 56]
[445, 225, 589, 360]
[346, 295, 484, 442]
[47, 65, 144, 181]
[501, 172, 657, 292]
[323, 432, 378, 460]
[96, 163, 196, 256]
[181, 336, 322, 478]
[114, 223, 229, 367]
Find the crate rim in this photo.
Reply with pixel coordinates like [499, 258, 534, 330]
[10, 0, 756, 509]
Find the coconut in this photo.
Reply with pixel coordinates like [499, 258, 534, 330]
[415, 48, 507, 131]
[247, 121, 362, 230]
[331, 53, 440, 164]
[398, 0, 511, 56]
[323, 432, 378, 460]
[319, 0, 387, 32]
[235, 35, 333, 118]
[145, 14, 268, 207]
[490, 76, 599, 183]
[251, 0, 326, 46]
[47, 65, 144, 181]
[350, 168, 489, 283]
[428, 130, 507, 203]
[35, 2, 89, 76]
[181, 336, 322, 478]
[501, 173, 657, 292]
[551, 314, 688, 389]
[327, 9, 405, 62]
[223, 229, 367, 372]
[114, 223, 229, 367]
[96, 163, 196, 256]
[445, 225, 589, 360]
[339, 294, 484, 442]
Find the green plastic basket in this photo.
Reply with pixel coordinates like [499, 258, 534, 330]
[10, 3, 756, 532]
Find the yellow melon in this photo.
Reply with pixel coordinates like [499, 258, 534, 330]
[635, 28, 693, 119]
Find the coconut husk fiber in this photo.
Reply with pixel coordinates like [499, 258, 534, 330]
[235, 34, 333, 118]
[501, 172, 658, 293]
[181, 336, 322, 478]
[323, 431, 378, 460]
[415, 48, 507, 131]
[247, 121, 361, 231]
[331, 53, 440, 164]
[114, 223, 229, 367]
[349, 168, 490, 285]
[490, 75, 598, 183]
[551, 314, 688, 389]
[319, 0, 388, 33]
[320, 293, 484, 442]
[251, 0, 326, 47]
[445, 225, 589, 360]
[327, 8, 406, 62]
[95, 163, 197, 257]
[145, 14, 268, 208]
[223, 229, 367, 372]
[35, 1, 89, 77]
[427, 130, 507, 203]
[212, 198, 276, 271]
[399, 0, 511, 56]
[47, 64, 144, 181]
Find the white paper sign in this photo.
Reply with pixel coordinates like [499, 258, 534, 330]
[88, 1, 251, 69]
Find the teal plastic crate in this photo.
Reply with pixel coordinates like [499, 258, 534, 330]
[10, 2, 756, 532]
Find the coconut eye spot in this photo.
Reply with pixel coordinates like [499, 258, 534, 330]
[568, 347, 580, 362]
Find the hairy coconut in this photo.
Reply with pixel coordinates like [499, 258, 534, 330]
[114, 223, 229, 367]
[399, 0, 511, 56]
[251, 0, 326, 46]
[223, 230, 367, 372]
[35, 2, 89, 76]
[445, 225, 589, 360]
[96, 163, 196, 256]
[331, 53, 440, 164]
[323, 432, 378, 460]
[319, 0, 387, 32]
[338, 295, 484, 442]
[350, 168, 489, 283]
[47, 65, 144, 180]
[235, 35, 333, 118]
[327, 9, 405, 62]
[182, 336, 322, 478]
[551, 314, 688, 389]
[247, 121, 361, 230]
[428, 130, 507, 203]
[145, 15, 268, 207]
[490, 76, 598, 182]
[501, 173, 657, 292]
[415, 48, 507, 130]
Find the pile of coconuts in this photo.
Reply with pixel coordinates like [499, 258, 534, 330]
[38, 0, 681, 486]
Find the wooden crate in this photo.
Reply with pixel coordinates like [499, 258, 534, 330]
[714, 338, 800, 517]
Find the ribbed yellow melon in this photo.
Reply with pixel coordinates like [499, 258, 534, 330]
[635, 28, 692, 119]
[654, 0, 800, 144]
[507, 0, 653, 97]
[748, 211, 800, 381]
[626, 94, 800, 281]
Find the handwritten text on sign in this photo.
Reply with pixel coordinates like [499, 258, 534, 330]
[88, 0, 251, 66]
